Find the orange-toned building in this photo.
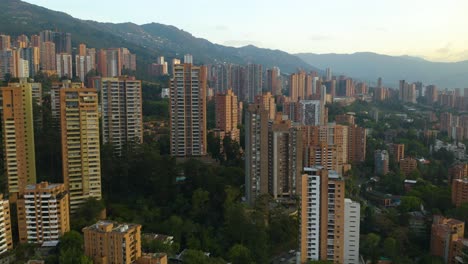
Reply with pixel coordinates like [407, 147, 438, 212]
[302, 125, 349, 170]
[389, 143, 405, 162]
[373, 87, 389, 101]
[169, 64, 207, 157]
[137, 253, 168, 264]
[83, 221, 142, 264]
[290, 71, 313, 102]
[300, 167, 345, 263]
[17, 182, 70, 244]
[255, 92, 276, 120]
[335, 114, 355, 125]
[60, 87, 102, 213]
[215, 89, 239, 142]
[430, 215, 468, 264]
[40, 41, 56, 73]
[0, 83, 36, 201]
[452, 178, 468, 207]
[400, 157, 418, 176]
[347, 124, 367, 164]
[449, 163, 468, 182]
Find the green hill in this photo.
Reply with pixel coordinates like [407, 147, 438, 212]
[0, 0, 317, 75]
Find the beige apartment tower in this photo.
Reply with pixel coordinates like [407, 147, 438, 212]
[0, 83, 36, 201]
[17, 182, 70, 244]
[300, 166, 345, 264]
[101, 76, 143, 154]
[255, 92, 276, 120]
[60, 87, 102, 213]
[215, 89, 239, 142]
[83, 221, 142, 264]
[170, 64, 207, 157]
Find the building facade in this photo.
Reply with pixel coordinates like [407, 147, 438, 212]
[431, 216, 468, 264]
[400, 157, 418, 176]
[300, 167, 345, 263]
[17, 182, 70, 244]
[344, 199, 360, 264]
[0, 82, 36, 200]
[215, 89, 239, 142]
[0, 195, 13, 254]
[169, 64, 207, 157]
[245, 104, 269, 205]
[83, 221, 142, 264]
[268, 119, 303, 198]
[299, 100, 324, 126]
[100, 76, 143, 153]
[452, 178, 468, 207]
[60, 87, 102, 212]
[374, 150, 389, 175]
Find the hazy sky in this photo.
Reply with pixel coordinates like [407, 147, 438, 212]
[24, 0, 468, 62]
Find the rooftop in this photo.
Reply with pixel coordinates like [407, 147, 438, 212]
[25, 182, 63, 191]
[84, 221, 141, 233]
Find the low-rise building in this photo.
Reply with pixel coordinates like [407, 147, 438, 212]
[83, 221, 142, 264]
[17, 182, 70, 244]
[452, 178, 468, 207]
[137, 253, 168, 264]
[400, 157, 418, 176]
[430, 215, 468, 264]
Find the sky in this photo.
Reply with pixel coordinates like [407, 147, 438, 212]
[24, 0, 468, 62]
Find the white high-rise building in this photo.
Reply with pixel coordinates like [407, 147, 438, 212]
[75, 55, 93, 82]
[17, 59, 29, 78]
[56, 53, 73, 78]
[184, 54, 193, 64]
[326, 68, 332, 81]
[299, 100, 324, 126]
[344, 199, 361, 264]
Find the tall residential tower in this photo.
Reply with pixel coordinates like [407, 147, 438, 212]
[0, 82, 36, 200]
[170, 64, 207, 157]
[60, 87, 102, 212]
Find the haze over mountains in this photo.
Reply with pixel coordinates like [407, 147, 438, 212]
[1, 0, 466, 88]
[296, 52, 468, 89]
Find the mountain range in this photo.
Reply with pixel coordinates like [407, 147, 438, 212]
[296, 52, 468, 89]
[0, 0, 315, 75]
[1, 0, 466, 88]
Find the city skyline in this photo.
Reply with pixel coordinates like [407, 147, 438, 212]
[23, 0, 468, 62]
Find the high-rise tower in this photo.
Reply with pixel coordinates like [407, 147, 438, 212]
[0, 82, 36, 200]
[60, 87, 102, 212]
[170, 64, 207, 157]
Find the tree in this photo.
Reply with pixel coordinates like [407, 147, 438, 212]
[191, 188, 210, 221]
[59, 231, 92, 264]
[399, 196, 422, 213]
[228, 244, 253, 264]
[383, 237, 397, 259]
[182, 249, 226, 264]
[71, 198, 105, 231]
[361, 233, 381, 263]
